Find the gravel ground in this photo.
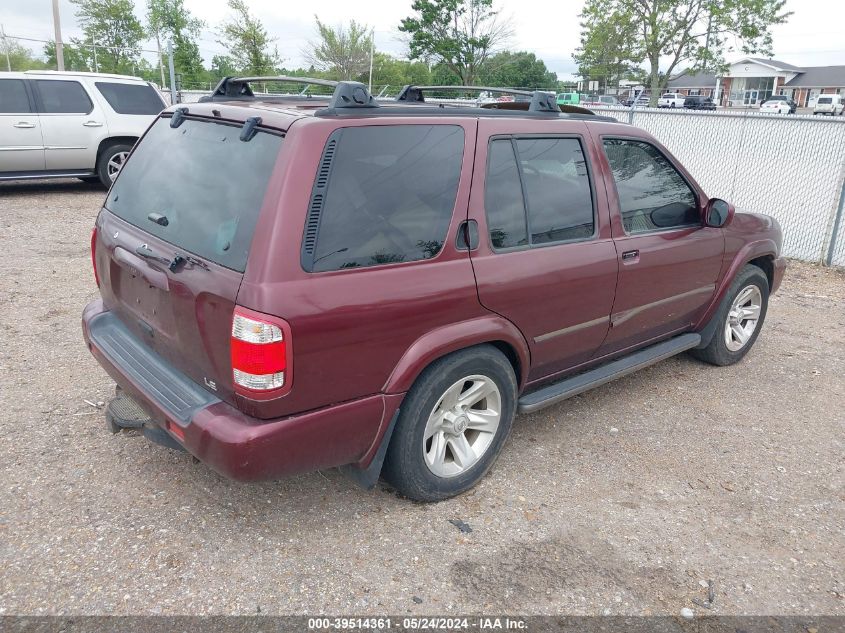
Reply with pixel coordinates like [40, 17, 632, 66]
[0, 179, 843, 617]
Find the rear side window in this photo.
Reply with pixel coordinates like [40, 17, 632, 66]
[304, 125, 464, 273]
[106, 117, 282, 272]
[484, 137, 594, 250]
[95, 82, 164, 114]
[36, 80, 93, 114]
[602, 139, 698, 234]
[0, 79, 31, 113]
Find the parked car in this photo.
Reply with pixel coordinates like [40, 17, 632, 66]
[658, 93, 687, 108]
[82, 77, 786, 502]
[813, 94, 844, 116]
[622, 94, 651, 107]
[584, 95, 620, 107]
[683, 95, 717, 110]
[0, 71, 166, 187]
[557, 92, 580, 106]
[760, 95, 797, 114]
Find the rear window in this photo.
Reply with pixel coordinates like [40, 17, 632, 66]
[106, 117, 282, 272]
[95, 82, 164, 114]
[304, 124, 464, 273]
[36, 80, 93, 114]
[818, 97, 832, 104]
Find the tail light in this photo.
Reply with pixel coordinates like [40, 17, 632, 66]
[91, 227, 100, 287]
[231, 307, 291, 395]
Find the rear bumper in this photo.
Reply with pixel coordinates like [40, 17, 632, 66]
[82, 300, 402, 481]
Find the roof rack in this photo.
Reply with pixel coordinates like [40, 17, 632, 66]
[396, 85, 560, 114]
[200, 75, 339, 102]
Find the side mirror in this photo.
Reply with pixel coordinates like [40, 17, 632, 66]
[705, 198, 733, 228]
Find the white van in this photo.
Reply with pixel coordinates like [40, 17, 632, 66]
[813, 94, 844, 116]
[0, 71, 166, 186]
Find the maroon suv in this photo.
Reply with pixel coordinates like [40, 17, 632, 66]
[82, 78, 786, 501]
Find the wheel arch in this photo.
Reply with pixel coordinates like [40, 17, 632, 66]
[382, 315, 531, 396]
[96, 136, 138, 164]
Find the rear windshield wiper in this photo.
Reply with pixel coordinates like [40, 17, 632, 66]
[135, 246, 208, 272]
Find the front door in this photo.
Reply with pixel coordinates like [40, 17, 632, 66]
[595, 136, 724, 354]
[0, 78, 44, 173]
[468, 119, 618, 382]
[32, 78, 105, 171]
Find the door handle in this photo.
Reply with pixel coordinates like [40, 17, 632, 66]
[83, 121, 104, 127]
[13, 122, 36, 128]
[621, 249, 640, 263]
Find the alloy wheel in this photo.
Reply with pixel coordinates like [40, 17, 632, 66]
[724, 285, 762, 352]
[107, 151, 129, 182]
[422, 375, 502, 478]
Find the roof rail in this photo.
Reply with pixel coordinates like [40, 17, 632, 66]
[200, 75, 338, 102]
[396, 85, 561, 114]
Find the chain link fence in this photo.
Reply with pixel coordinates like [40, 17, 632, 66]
[596, 106, 845, 267]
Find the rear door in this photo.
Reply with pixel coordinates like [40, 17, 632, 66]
[591, 126, 723, 354]
[95, 114, 284, 405]
[0, 78, 44, 173]
[32, 78, 106, 170]
[468, 118, 618, 382]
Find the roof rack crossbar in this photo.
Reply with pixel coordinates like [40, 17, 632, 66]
[200, 75, 339, 102]
[396, 85, 559, 113]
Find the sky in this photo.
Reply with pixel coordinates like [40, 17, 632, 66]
[2, 0, 845, 80]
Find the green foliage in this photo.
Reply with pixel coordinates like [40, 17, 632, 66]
[399, 0, 513, 85]
[217, 0, 281, 75]
[1, 40, 50, 71]
[43, 41, 89, 71]
[70, 0, 146, 74]
[572, 9, 639, 91]
[478, 51, 557, 89]
[578, 0, 791, 105]
[305, 17, 372, 81]
[357, 53, 432, 93]
[146, 0, 205, 86]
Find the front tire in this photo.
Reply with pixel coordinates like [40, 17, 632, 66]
[382, 346, 517, 502]
[690, 265, 769, 366]
[96, 143, 133, 188]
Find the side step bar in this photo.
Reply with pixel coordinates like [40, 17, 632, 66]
[517, 333, 701, 414]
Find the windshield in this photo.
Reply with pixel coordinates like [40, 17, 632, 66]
[106, 117, 283, 272]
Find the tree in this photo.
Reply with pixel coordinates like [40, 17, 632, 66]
[69, 0, 146, 74]
[356, 53, 432, 93]
[44, 41, 89, 72]
[399, 0, 513, 85]
[146, 0, 205, 87]
[478, 51, 557, 89]
[572, 10, 639, 93]
[1, 40, 49, 71]
[578, 0, 791, 105]
[305, 17, 372, 81]
[217, 0, 280, 75]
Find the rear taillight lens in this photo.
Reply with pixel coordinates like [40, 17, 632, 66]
[231, 308, 288, 393]
[91, 227, 100, 287]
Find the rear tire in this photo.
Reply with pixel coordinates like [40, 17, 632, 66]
[382, 346, 517, 502]
[690, 265, 769, 366]
[96, 143, 133, 188]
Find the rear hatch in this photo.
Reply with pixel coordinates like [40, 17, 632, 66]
[815, 97, 833, 112]
[94, 113, 284, 406]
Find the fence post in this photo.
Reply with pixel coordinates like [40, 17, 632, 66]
[824, 167, 845, 266]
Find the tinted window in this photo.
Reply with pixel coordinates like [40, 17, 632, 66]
[308, 125, 464, 272]
[95, 82, 164, 114]
[603, 139, 698, 234]
[107, 117, 282, 272]
[0, 79, 31, 113]
[516, 138, 594, 244]
[36, 80, 92, 113]
[818, 97, 832, 104]
[485, 140, 528, 249]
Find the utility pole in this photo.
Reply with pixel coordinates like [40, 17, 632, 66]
[1, 24, 11, 72]
[92, 40, 99, 72]
[52, 0, 65, 71]
[168, 40, 177, 105]
[368, 29, 375, 93]
[155, 31, 166, 88]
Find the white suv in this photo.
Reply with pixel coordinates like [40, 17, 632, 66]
[657, 93, 687, 108]
[0, 71, 166, 187]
